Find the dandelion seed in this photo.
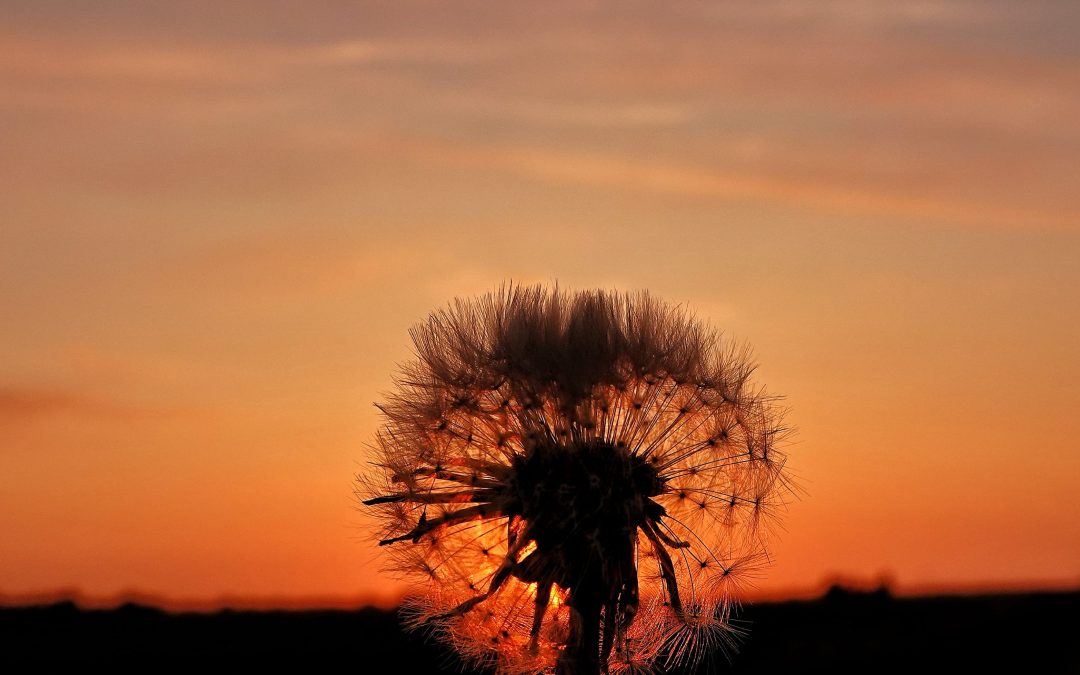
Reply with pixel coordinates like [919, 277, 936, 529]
[359, 284, 794, 674]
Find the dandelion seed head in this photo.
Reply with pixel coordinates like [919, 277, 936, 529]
[360, 284, 794, 674]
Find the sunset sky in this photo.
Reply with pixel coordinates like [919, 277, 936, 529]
[2, 1, 1079, 608]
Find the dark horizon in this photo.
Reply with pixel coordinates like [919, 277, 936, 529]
[4, 585, 1077, 671]
[4, 576, 1079, 614]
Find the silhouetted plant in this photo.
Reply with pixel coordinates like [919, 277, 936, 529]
[360, 285, 794, 674]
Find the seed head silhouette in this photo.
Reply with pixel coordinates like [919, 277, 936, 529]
[360, 284, 794, 674]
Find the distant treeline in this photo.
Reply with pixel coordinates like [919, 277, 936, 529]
[2, 587, 1077, 672]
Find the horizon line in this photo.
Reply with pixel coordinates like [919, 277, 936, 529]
[4, 577, 1078, 614]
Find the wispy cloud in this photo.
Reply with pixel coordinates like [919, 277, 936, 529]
[0, 387, 157, 422]
[0, 35, 500, 83]
[4, 7, 1075, 230]
[360, 135, 1080, 232]
[156, 232, 437, 299]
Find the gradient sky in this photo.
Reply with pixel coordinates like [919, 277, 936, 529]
[2, 1, 1079, 607]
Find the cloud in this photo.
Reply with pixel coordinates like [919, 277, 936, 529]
[160, 232, 434, 298]
[303, 38, 503, 67]
[372, 135, 1080, 232]
[2, 3, 1077, 231]
[0, 34, 499, 84]
[0, 387, 153, 422]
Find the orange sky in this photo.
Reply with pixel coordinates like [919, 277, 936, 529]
[2, 1, 1079, 608]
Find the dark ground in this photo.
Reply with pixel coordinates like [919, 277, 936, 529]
[2, 587, 1077, 672]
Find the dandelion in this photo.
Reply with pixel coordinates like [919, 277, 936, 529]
[359, 284, 794, 674]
